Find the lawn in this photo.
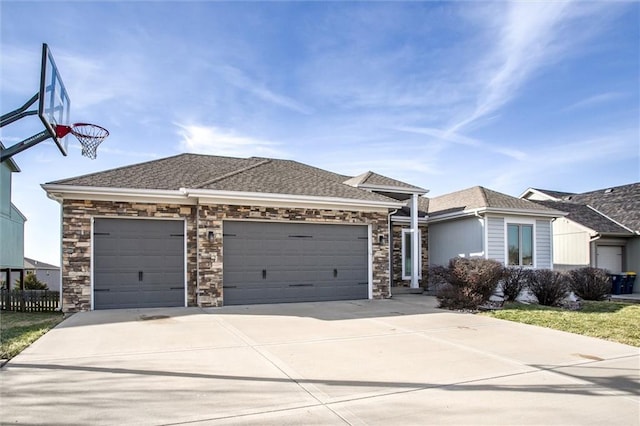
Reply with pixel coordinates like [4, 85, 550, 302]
[482, 301, 640, 347]
[0, 311, 66, 360]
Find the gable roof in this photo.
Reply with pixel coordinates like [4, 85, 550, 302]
[525, 182, 639, 234]
[344, 171, 427, 194]
[44, 153, 413, 207]
[428, 186, 562, 218]
[521, 188, 575, 201]
[24, 257, 59, 270]
[535, 201, 631, 235]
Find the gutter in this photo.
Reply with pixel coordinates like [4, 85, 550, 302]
[182, 188, 405, 209]
[41, 184, 405, 210]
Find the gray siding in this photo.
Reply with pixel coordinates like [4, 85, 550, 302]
[626, 237, 640, 292]
[535, 219, 552, 269]
[1, 204, 25, 269]
[428, 217, 483, 266]
[486, 216, 505, 263]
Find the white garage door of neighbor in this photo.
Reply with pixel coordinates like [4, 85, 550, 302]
[93, 218, 185, 309]
[596, 245, 623, 274]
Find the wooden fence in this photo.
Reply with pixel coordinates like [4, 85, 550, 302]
[0, 289, 60, 312]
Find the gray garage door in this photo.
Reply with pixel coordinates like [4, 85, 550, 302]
[223, 222, 369, 305]
[93, 219, 185, 309]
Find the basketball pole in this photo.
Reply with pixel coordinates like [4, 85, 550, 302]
[1, 130, 52, 163]
[0, 93, 39, 128]
[0, 92, 59, 163]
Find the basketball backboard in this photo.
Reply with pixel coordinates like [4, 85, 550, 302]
[38, 43, 70, 156]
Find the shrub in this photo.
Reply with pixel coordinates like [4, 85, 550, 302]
[436, 257, 505, 310]
[426, 265, 449, 291]
[568, 267, 611, 301]
[501, 267, 530, 302]
[528, 269, 569, 306]
[15, 272, 49, 290]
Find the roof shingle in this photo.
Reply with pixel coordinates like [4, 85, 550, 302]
[47, 154, 403, 203]
[428, 186, 561, 217]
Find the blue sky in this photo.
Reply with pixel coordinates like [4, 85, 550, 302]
[1, 1, 638, 266]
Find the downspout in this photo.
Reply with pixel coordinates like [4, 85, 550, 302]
[195, 198, 200, 306]
[387, 208, 398, 297]
[411, 193, 419, 289]
[589, 233, 601, 268]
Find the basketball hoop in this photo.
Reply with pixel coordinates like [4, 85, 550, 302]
[55, 123, 109, 159]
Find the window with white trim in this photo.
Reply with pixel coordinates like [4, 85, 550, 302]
[507, 224, 533, 266]
[401, 229, 422, 279]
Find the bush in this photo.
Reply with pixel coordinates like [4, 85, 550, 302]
[568, 267, 611, 301]
[436, 257, 505, 310]
[426, 265, 449, 291]
[501, 267, 530, 302]
[15, 272, 49, 290]
[528, 269, 569, 306]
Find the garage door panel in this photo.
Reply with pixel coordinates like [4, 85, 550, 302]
[94, 219, 185, 309]
[223, 221, 368, 305]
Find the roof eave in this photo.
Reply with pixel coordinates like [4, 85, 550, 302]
[427, 206, 566, 223]
[184, 188, 405, 210]
[41, 184, 405, 210]
[357, 183, 428, 195]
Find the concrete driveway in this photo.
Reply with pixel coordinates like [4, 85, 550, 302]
[1, 295, 638, 425]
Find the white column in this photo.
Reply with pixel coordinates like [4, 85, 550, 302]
[411, 193, 419, 289]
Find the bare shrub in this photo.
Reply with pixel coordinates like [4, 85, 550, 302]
[528, 269, 569, 306]
[436, 257, 505, 310]
[568, 267, 611, 301]
[501, 267, 530, 302]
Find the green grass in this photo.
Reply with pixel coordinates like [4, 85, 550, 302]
[0, 311, 66, 360]
[481, 301, 640, 347]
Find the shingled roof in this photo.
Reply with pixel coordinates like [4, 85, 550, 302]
[530, 183, 640, 233]
[47, 153, 411, 203]
[428, 186, 561, 217]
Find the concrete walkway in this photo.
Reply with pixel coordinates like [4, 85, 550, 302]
[1, 296, 638, 425]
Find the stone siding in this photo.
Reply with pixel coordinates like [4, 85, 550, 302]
[391, 223, 429, 288]
[61, 199, 390, 311]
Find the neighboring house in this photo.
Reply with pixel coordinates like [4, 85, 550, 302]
[427, 186, 564, 269]
[1, 144, 26, 275]
[521, 183, 640, 293]
[24, 257, 61, 292]
[42, 154, 428, 312]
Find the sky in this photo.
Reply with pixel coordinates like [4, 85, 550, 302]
[1, 1, 638, 267]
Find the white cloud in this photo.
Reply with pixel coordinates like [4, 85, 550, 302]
[216, 65, 312, 115]
[175, 123, 287, 158]
[396, 125, 526, 160]
[562, 92, 627, 112]
[448, 2, 575, 134]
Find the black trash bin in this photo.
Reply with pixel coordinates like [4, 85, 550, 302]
[623, 272, 637, 294]
[610, 274, 624, 295]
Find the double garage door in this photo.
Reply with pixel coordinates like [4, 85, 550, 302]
[93, 219, 369, 309]
[223, 222, 369, 305]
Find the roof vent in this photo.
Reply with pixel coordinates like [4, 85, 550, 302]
[604, 188, 614, 194]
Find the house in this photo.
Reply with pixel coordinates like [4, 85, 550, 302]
[426, 186, 564, 269]
[24, 257, 61, 292]
[521, 183, 640, 293]
[42, 153, 428, 312]
[1, 144, 26, 283]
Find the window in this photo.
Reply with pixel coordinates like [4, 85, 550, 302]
[507, 224, 533, 266]
[401, 229, 422, 279]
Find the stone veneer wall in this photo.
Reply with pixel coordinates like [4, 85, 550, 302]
[61, 199, 390, 311]
[391, 223, 429, 288]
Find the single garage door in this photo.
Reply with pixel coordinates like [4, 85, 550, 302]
[223, 222, 369, 305]
[93, 218, 185, 309]
[596, 245, 623, 274]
